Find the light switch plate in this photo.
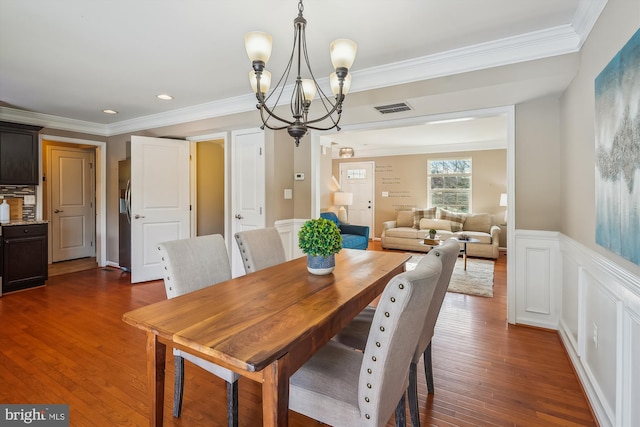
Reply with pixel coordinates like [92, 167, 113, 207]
[284, 189, 293, 199]
[24, 195, 36, 205]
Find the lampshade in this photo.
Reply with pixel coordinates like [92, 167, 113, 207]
[249, 70, 271, 94]
[301, 79, 317, 102]
[500, 193, 507, 207]
[244, 31, 273, 64]
[334, 192, 353, 206]
[330, 72, 352, 96]
[330, 39, 357, 69]
[339, 147, 354, 158]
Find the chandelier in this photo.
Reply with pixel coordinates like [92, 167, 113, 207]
[244, 0, 357, 146]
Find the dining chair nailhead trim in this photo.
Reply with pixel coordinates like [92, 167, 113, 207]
[390, 297, 395, 302]
[365, 397, 370, 402]
[365, 414, 371, 419]
[380, 326, 385, 331]
[435, 251, 441, 256]
[367, 368, 372, 373]
[372, 356, 377, 361]
[399, 283, 404, 289]
[367, 383, 372, 389]
[376, 342, 381, 347]
[385, 312, 390, 317]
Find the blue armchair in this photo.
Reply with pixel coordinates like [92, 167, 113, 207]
[320, 212, 370, 250]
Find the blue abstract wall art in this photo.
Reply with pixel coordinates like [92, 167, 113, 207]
[595, 27, 640, 265]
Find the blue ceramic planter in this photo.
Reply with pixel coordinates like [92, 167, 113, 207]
[306, 254, 335, 275]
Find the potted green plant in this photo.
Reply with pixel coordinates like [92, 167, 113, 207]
[298, 217, 343, 275]
[428, 228, 437, 239]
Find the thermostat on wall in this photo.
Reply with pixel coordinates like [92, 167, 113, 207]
[294, 172, 305, 181]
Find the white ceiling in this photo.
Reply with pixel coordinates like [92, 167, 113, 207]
[0, 0, 605, 152]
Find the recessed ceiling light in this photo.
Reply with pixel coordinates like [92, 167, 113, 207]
[102, 109, 118, 114]
[157, 94, 173, 100]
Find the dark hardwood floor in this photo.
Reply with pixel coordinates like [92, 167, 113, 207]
[0, 243, 595, 426]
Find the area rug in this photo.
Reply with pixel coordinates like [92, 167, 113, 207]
[405, 255, 494, 297]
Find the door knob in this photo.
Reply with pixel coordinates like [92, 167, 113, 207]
[134, 214, 146, 219]
[54, 209, 64, 213]
[235, 214, 244, 220]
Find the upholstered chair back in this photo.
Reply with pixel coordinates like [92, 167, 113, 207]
[413, 238, 460, 362]
[158, 234, 231, 299]
[358, 255, 442, 425]
[234, 227, 287, 274]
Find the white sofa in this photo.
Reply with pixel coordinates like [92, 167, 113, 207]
[381, 208, 500, 259]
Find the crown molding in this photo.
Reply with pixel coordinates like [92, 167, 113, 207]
[0, 106, 109, 136]
[0, 0, 606, 137]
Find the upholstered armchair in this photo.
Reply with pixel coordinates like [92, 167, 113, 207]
[319, 211, 369, 250]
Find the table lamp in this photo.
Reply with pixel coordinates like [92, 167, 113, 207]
[500, 193, 507, 224]
[334, 192, 353, 223]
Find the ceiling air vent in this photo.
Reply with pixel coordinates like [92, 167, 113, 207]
[374, 102, 412, 114]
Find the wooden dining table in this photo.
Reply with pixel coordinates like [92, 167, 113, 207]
[122, 248, 410, 426]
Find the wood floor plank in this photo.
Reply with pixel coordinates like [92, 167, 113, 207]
[0, 245, 595, 426]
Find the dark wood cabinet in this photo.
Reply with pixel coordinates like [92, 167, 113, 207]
[0, 121, 43, 185]
[2, 223, 48, 294]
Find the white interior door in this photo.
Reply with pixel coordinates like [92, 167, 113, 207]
[230, 129, 265, 277]
[340, 162, 375, 234]
[131, 136, 190, 283]
[50, 147, 95, 261]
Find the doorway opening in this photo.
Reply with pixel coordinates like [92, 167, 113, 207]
[40, 136, 107, 274]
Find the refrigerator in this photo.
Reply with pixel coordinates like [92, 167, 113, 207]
[118, 159, 131, 271]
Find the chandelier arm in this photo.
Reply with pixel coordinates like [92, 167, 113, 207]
[300, 31, 340, 113]
[303, 101, 343, 126]
[257, 95, 295, 127]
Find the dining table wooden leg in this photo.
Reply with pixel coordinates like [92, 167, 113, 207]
[146, 333, 166, 427]
[262, 356, 290, 427]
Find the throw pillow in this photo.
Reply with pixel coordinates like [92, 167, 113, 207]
[396, 210, 414, 227]
[412, 207, 436, 229]
[419, 218, 452, 231]
[463, 213, 491, 233]
[438, 208, 466, 232]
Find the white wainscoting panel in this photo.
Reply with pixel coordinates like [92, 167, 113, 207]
[558, 235, 640, 427]
[513, 230, 561, 328]
[274, 219, 307, 261]
[623, 309, 640, 426]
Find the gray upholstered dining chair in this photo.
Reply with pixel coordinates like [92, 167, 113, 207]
[157, 234, 238, 427]
[333, 238, 460, 426]
[288, 253, 443, 427]
[234, 227, 287, 274]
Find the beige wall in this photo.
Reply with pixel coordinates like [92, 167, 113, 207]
[196, 141, 224, 236]
[265, 129, 295, 226]
[331, 149, 507, 238]
[515, 96, 563, 231]
[559, 0, 640, 276]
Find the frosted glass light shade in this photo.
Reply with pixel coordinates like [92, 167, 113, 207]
[301, 79, 317, 102]
[330, 72, 352, 96]
[245, 31, 273, 63]
[334, 192, 353, 206]
[330, 39, 357, 69]
[249, 70, 271, 94]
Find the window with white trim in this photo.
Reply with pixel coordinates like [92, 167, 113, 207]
[427, 159, 472, 213]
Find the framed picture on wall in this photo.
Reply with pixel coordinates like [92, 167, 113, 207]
[594, 27, 640, 265]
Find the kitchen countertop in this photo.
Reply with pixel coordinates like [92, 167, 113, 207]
[1, 219, 49, 226]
